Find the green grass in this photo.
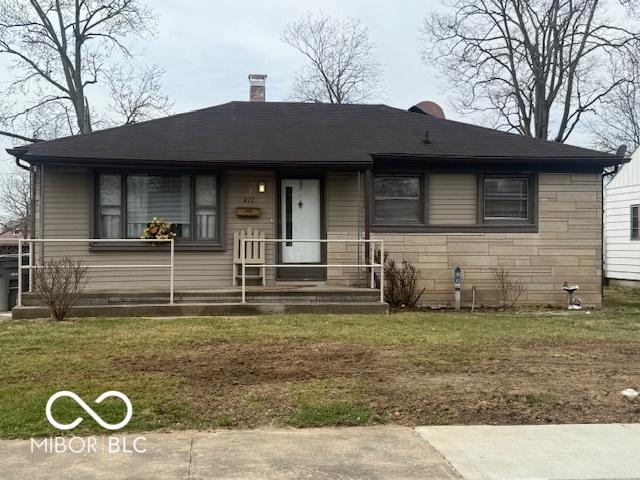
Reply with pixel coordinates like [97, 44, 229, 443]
[525, 393, 560, 407]
[286, 402, 375, 428]
[0, 286, 638, 438]
[603, 286, 640, 310]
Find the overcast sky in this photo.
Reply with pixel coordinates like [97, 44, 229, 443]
[148, 0, 447, 112]
[0, 0, 591, 175]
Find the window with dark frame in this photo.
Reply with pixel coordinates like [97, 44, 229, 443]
[98, 174, 122, 239]
[373, 175, 422, 224]
[482, 175, 531, 223]
[369, 172, 538, 232]
[632, 205, 639, 240]
[195, 175, 218, 241]
[96, 173, 219, 243]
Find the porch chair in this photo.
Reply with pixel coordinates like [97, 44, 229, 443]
[232, 227, 266, 287]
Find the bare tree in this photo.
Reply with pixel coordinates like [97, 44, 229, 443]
[282, 13, 381, 104]
[590, 54, 640, 152]
[107, 64, 172, 125]
[0, 170, 31, 238]
[0, 0, 170, 142]
[423, 0, 640, 143]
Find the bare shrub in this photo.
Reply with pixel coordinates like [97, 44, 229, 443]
[490, 267, 526, 309]
[33, 258, 87, 321]
[374, 249, 425, 308]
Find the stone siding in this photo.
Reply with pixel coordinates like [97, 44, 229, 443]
[372, 173, 602, 307]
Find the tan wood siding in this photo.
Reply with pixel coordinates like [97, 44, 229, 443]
[38, 167, 277, 291]
[38, 168, 367, 291]
[428, 174, 477, 225]
[226, 171, 276, 285]
[326, 172, 365, 286]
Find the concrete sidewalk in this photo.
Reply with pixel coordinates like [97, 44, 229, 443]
[0, 426, 459, 480]
[2, 424, 640, 480]
[417, 424, 640, 480]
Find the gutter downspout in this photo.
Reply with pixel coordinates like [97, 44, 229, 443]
[14, 158, 30, 171]
[13, 157, 34, 237]
[12, 155, 35, 294]
[364, 168, 372, 285]
[357, 170, 362, 285]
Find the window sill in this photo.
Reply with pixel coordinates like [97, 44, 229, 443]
[371, 224, 538, 234]
[89, 241, 226, 252]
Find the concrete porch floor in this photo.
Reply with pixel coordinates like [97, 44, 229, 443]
[21, 284, 382, 303]
[14, 285, 388, 319]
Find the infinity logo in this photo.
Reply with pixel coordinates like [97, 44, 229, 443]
[45, 391, 133, 431]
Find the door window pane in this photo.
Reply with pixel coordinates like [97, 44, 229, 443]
[98, 175, 121, 238]
[484, 177, 529, 221]
[374, 176, 421, 223]
[195, 175, 217, 240]
[126, 175, 191, 238]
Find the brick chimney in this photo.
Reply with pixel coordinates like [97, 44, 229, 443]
[248, 74, 267, 102]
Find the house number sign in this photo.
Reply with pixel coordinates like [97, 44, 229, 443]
[236, 207, 261, 218]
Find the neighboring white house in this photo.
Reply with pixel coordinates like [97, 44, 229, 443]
[605, 149, 640, 285]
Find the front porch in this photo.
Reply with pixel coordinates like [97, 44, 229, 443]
[13, 167, 392, 319]
[14, 285, 388, 319]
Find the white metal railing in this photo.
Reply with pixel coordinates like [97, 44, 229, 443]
[240, 238, 384, 304]
[17, 238, 175, 307]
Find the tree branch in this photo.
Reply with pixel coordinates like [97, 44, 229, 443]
[0, 130, 43, 142]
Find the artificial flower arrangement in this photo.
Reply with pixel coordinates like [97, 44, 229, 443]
[141, 217, 176, 240]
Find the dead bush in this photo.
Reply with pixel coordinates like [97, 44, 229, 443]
[490, 267, 527, 309]
[374, 249, 425, 308]
[33, 257, 88, 321]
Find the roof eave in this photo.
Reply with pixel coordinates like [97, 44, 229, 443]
[6, 146, 30, 159]
[371, 153, 625, 169]
[15, 154, 373, 170]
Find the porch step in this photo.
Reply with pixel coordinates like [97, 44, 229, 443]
[20, 288, 381, 306]
[12, 302, 389, 319]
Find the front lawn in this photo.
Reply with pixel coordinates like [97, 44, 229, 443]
[1, 288, 639, 438]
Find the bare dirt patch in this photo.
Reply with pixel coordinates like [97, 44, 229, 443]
[114, 338, 640, 427]
[369, 339, 640, 425]
[118, 341, 385, 386]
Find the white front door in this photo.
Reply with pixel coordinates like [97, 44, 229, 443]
[281, 179, 321, 264]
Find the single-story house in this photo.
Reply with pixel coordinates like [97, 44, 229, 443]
[7, 78, 626, 314]
[604, 148, 640, 286]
